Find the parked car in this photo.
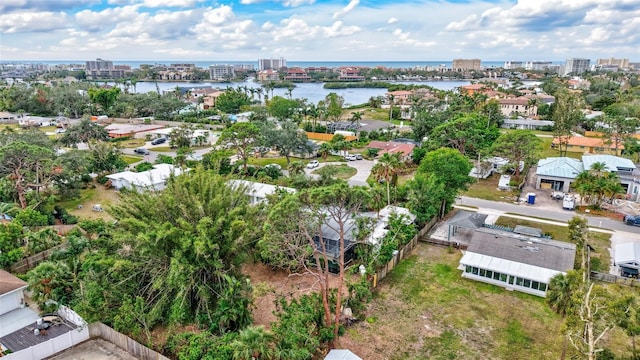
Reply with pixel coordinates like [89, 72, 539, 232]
[623, 215, 640, 227]
[307, 160, 320, 169]
[345, 154, 357, 161]
[134, 148, 150, 155]
[355, 154, 363, 160]
[265, 164, 282, 170]
[55, 128, 66, 134]
[151, 137, 167, 145]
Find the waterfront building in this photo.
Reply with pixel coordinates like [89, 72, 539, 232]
[452, 59, 481, 71]
[258, 58, 287, 71]
[596, 57, 630, 70]
[503, 61, 523, 69]
[564, 58, 591, 76]
[86, 58, 113, 71]
[209, 65, 235, 80]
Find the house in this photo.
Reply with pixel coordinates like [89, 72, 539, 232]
[502, 119, 554, 130]
[0, 270, 28, 317]
[614, 242, 640, 277]
[498, 97, 537, 117]
[366, 206, 416, 247]
[552, 136, 624, 156]
[367, 141, 416, 160]
[460, 84, 487, 96]
[536, 154, 640, 197]
[535, 157, 584, 192]
[257, 69, 280, 82]
[106, 164, 186, 192]
[104, 123, 165, 138]
[200, 90, 225, 110]
[313, 214, 359, 273]
[337, 67, 365, 81]
[0, 111, 19, 124]
[459, 228, 576, 297]
[0, 270, 38, 339]
[284, 68, 311, 82]
[227, 180, 296, 205]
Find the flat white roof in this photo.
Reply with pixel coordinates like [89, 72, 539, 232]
[460, 252, 564, 283]
[614, 242, 640, 268]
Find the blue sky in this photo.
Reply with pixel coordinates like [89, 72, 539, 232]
[1, 0, 638, 62]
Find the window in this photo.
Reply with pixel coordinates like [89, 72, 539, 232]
[480, 269, 486, 277]
[472, 267, 479, 275]
[500, 274, 508, 282]
[508, 276, 514, 285]
[465, 265, 472, 273]
[539, 283, 547, 292]
[486, 270, 493, 279]
[532, 281, 539, 290]
[523, 279, 531, 288]
[516, 277, 524, 286]
[493, 272, 500, 280]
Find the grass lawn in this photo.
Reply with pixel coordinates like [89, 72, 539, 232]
[121, 155, 143, 164]
[343, 244, 566, 360]
[118, 138, 146, 148]
[312, 164, 356, 179]
[39, 126, 57, 133]
[463, 174, 521, 203]
[57, 185, 120, 221]
[494, 216, 612, 271]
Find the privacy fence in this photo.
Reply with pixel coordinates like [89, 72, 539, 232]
[371, 215, 439, 288]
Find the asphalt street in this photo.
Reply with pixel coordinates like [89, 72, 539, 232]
[456, 196, 640, 234]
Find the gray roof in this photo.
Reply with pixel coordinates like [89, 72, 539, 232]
[467, 228, 576, 272]
[536, 157, 584, 179]
[325, 350, 363, 360]
[513, 225, 543, 238]
[582, 155, 636, 173]
[449, 211, 488, 229]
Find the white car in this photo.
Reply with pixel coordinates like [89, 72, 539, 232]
[345, 154, 357, 161]
[306, 160, 320, 169]
[265, 163, 282, 170]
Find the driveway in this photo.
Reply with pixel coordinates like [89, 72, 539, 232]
[303, 159, 374, 186]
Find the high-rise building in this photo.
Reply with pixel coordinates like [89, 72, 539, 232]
[452, 59, 481, 71]
[86, 58, 113, 71]
[209, 65, 235, 80]
[503, 61, 523, 70]
[564, 58, 591, 76]
[596, 57, 630, 70]
[258, 58, 286, 71]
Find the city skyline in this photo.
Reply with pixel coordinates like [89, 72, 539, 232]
[1, 0, 639, 62]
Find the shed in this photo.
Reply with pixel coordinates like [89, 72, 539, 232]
[459, 229, 576, 297]
[513, 225, 543, 238]
[0, 270, 28, 316]
[325, 349, 362, 360]
[614, 242, 640, 277]
[447, 211, 488, 242]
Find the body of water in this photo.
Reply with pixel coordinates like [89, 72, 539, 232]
[124, 79, 472, 106]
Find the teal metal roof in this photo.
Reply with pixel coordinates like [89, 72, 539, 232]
[536, 157, 584, 179]
[582, 155, 636, 172]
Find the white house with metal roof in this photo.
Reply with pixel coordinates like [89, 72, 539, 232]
[535, 157, 584, 192]
[614, 242, 640, 277]
[226, 179, 296, 205]
[459, 228, 576, 297]
[106, 164, 186, 192]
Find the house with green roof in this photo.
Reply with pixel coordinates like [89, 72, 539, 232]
[535, 157, 584, 192]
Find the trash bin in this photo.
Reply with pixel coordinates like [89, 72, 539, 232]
[527, 193, 536, 205]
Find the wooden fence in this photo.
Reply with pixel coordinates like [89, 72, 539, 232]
[10, 225, 83, 273]
[88, 323, 170, 360]
[590, 271, 640, 287]
[371, 216, 439, 287]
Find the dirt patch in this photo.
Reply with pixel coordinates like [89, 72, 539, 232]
[242, 262, 353, 328]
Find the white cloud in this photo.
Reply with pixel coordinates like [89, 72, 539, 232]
[142, 0, 201, 7]
[75, 5, 141, 32]
[387, 17, 398, 25]
[239, 0, 315, 6]
[333, 0, 359, 20]
[0, 11, 69, 33]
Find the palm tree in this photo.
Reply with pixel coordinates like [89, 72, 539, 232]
[288, 161, 305, 176]
[387, 94, 395, 122]
[546, 271, 580, 360]
[0, 202, 18, 217]
[350, 111, 362, 134]
[231, 326, 274, 360]
[371, 152, 402, 206]
[286, 84, 294, 99]
[318, 143, 332, 161]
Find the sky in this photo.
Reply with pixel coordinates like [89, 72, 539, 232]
[0, 0, 639, 62]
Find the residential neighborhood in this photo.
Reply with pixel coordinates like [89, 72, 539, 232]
[2, 50, 640, 360]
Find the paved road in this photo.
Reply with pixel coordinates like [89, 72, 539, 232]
[456, 196, 640, 234]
